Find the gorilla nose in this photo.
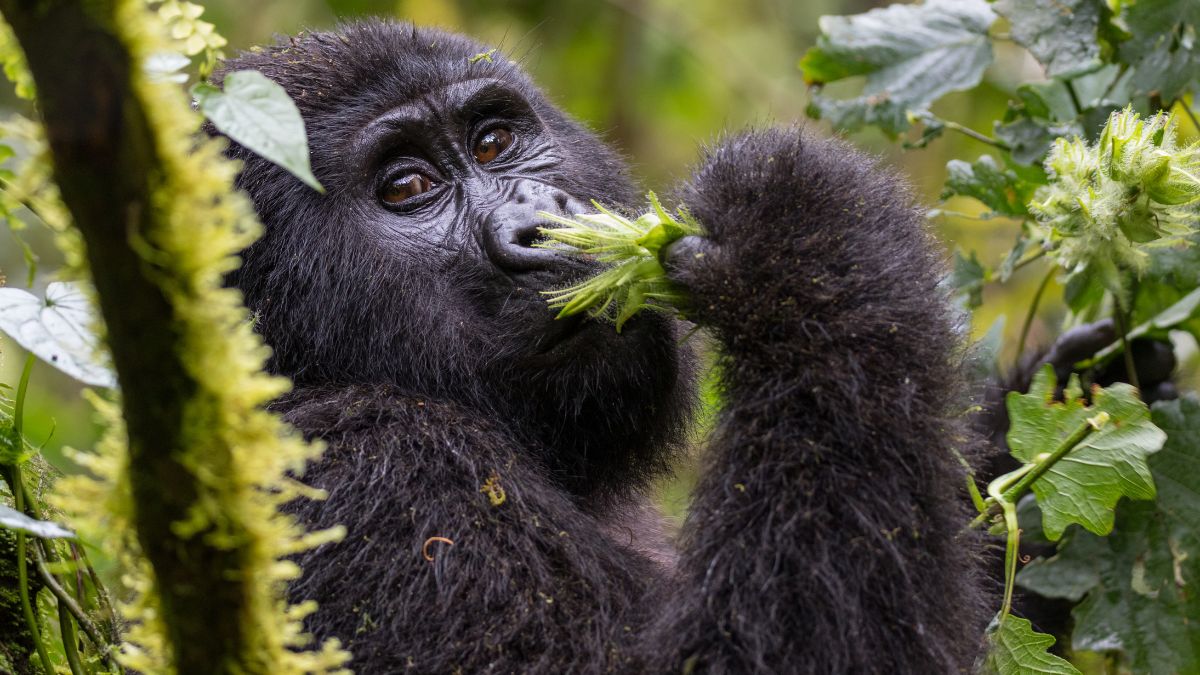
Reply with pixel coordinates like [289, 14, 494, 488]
[482, 183, 588, 274]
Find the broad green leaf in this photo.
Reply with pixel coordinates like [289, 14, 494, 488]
[1017, 525, 1105, 601]
[984, 615, 1080, 675]
[799, 0, 996, 135]
[941, 155, 1034, 217]
[994, 118, 1081, 165]
[1006, 366, 1164, 539]
[0, 504, 74, 539]
[1017, 398, 1200, 673]
[194, 70, 324, 193]
[0, 282, 116, 387]
[950, 248, 987, 309]
[996, 0, 1106, 78]
[1118, 0, 1200, 101]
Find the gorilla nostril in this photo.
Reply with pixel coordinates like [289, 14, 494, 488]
[553, 192, 569, 211]
[516, 193, 528, 204]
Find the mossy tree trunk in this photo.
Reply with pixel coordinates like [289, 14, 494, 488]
[0, 2, 259, 672]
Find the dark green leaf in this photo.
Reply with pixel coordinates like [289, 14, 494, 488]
[1118, 0, 1200, 100]
[800, 0, 996, 135]
[994, 118, 1081, 165]
[984, 615, 1081, 675]
[1062, 266, 1105, 314]
[942, 155, 1034, 217]
[1016, 397, 1200, 673]
[996, 234, 1030, 283]
[1006, 367, 1165, 539]
[195, 70, 324, 193]
[996, 0, 1106, 78]
[950, 248, 987, 309]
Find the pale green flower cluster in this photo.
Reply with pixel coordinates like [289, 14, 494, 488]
[537, 193, 701, 330]
[1029, 108, 1200, 294]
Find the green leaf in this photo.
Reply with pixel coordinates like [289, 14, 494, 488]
[996, 234, 1029, 283]
[194, 70, 324, 193]
[799, 0, 996, 135]
[996, 0, 1106, 78]
[942, 155, 1034, 217]
[984, 615, 1081, 675]
[0, 282, 116, 388]
[950, 248, 987, 309]
[1018, 398, 1200, 673]
[1006, 366, 1165, 539]
[1017, 525, 1105, 601]
[994, 118, 1081, 165]
[0, 504, 74, 539]
[1117, 0, 1200, 100]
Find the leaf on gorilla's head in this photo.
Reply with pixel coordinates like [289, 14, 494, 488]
[1006, 366, 1165, 540]
[194, 70, 324, 193]
[798, 0, 996, 135]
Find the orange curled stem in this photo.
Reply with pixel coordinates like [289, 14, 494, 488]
[422, 536, 455, 562]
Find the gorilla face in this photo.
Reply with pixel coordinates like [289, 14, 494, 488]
[218, 23, 693, 495]
[354, 76, 622, 366]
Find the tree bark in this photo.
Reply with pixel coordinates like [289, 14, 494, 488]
[0, 2, 258, 672]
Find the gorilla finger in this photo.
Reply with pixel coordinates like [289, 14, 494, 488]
[661, 235, 718, 287]
[1043, 318, 1116, 375]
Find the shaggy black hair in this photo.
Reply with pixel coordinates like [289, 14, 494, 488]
[213, 20, 988, 673]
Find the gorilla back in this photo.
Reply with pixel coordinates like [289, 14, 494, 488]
[213, 20, 988, 674]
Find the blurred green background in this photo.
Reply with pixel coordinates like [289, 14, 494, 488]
[0, 0, 1169, 518]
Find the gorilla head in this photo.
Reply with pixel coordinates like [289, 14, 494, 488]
[217, 22, 694, 500]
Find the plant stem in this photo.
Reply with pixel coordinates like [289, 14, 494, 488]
[36, 552, 120, 673]
[967, 418, 1098, 530]
[12, 464, 56, 675]
[941, 119, 1012, 151]
[1015, 267, 1055, 368]
[1002, 419, 1097, 504]
[988, 475, 1021, 619]
[1009, 248, 1046, 276]
[1112, 297, 1140, 391]
[1177, 100, 1200, 133]
[951, 447, 987, 513]
[14, 352, 34, 440]
[10, 355, 56, 674]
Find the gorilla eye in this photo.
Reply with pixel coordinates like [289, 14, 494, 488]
[474, 128, 514, 164]
[380, 172, 434, 205]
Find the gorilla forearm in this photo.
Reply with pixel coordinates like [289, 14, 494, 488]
[650, 130, 988, 672]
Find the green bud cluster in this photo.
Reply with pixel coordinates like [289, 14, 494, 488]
[536, 192, 702, 331]
[1029, 108, 1200, 294]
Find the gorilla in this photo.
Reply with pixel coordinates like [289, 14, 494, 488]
[212, 20, 988, 673]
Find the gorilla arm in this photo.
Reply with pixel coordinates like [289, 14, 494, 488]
[275, 385, 662, 673]
[646, 129, 988, 673]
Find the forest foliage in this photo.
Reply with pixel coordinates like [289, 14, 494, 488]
[798, 0, 1200, 672]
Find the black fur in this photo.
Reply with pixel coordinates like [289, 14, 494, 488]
[213, 20, 988, 673]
